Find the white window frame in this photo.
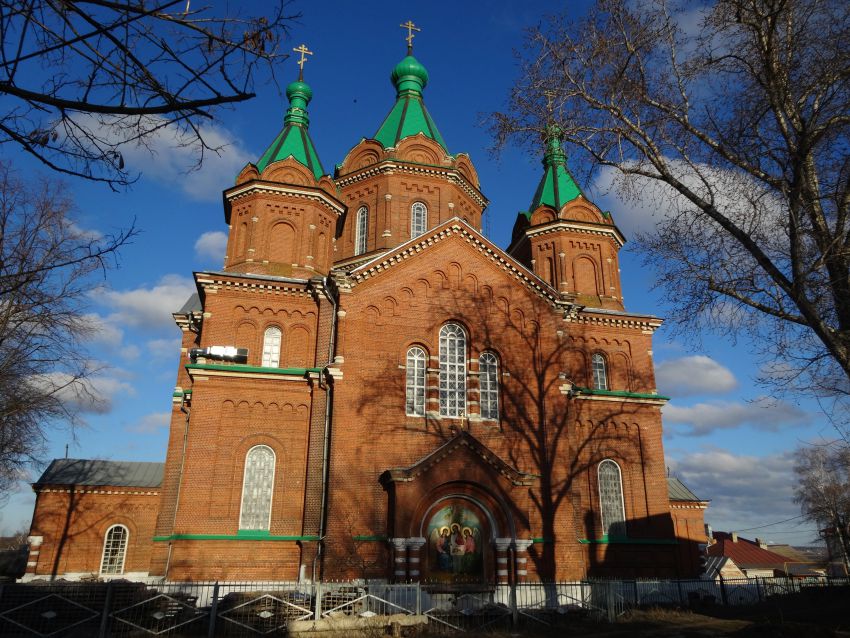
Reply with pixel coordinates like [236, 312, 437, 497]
[411, 201, 427, 238]
[355, 206, 368, 255]
[598, 459, 627, 538]
[239, 445, 276, 531]
[439, 323, 467, 417]
[591, 353, 608, 390]
[406, 346, 427, 416]
[262, 326, 282, 368]
[479, 352, 499, 420]
[100, 524, 129, 575]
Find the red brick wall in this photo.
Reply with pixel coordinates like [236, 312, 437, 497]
[29, 487, 159, 578]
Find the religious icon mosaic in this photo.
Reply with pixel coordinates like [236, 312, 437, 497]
[426, 503, 484, 581]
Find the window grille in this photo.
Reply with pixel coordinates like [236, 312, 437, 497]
[262, 326, 282, 368]
[592, 353, 608, 390]
[100, 525, 128, 574]
[479, 352, 499, 420]
[439, 323, 466, 417]
[355, 206, 368, 255]
[598, 459, 626, 537]
[411, 202, 427, 237]
[239, 445, 276, 530]
[406, 347, 426, 416]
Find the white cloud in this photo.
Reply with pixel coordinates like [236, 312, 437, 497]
[663, 396, 808, 436]
[668, 447, 804, 539]
[656, 355, 737, 397]
[194, 230, 228, 263]
[101, 274, 195, 330]
[146, 337, 181, 360]
[81, 313, 124, 347]
[31, 370, 134, 415]
[127, 411, 171, 433]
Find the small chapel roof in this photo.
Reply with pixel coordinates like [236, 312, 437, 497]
[34, 459, 164, 489]
[525, 124, 583, 217]
[667, 476, 706, 502]
[373, 52, 448, 152]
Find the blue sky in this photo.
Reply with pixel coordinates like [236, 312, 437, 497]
[0, 1, 830, 547]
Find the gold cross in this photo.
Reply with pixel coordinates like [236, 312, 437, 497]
[400, 20, 420, 52]
[543, 89, 557, 113]
[293, 44, 313, 80]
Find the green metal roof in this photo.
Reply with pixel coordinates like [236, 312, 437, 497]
[525, 126, 582, 219]
[373, 54, 447, 152]
[255, 80, 325, 180]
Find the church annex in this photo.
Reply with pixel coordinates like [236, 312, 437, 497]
[23, 35, 708, 583]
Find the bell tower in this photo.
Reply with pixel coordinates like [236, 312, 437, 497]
[508, 126, 625, 310]
[224, 45, 343, 278]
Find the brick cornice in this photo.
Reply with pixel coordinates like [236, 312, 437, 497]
[224, 180, 345, 219]
[526, 220, 626, 247]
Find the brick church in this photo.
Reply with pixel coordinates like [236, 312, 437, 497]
[23, 36, 708, 583]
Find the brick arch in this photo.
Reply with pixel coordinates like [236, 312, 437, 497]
[268, 221, 297, 264]
[573, 255, 600, 296]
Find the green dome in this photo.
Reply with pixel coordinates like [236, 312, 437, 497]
[286, 80, 313, 104]
[391, 55, 429, 95]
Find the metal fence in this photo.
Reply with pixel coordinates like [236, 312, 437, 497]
[1, 576, 848, 636]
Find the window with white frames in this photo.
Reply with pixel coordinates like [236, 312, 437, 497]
[479, 352, 499, 420]
[100, 525, 128, 574]
[411, 201, 427, 237]
[406, 347, 426, 416]
[262, 326, 282, 368]
[239, 445, 276, 530]
[439, 323, 466, 417]
[598, 459, 626, 537]
[591, 353, 608, 390]
[355, 206, 368, 255]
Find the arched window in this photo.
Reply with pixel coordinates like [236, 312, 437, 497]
[591, 353, 608, 390]
[100, 525, 128, 575]
[598, 460, 626, 538]
[406, 347, 426, 416]
[262, 326, 282, 368]
[411, 201, 427, 238]
[439, 323, 466, 417]
[239, 445, 276, 530]
[355, 206, 369, 255]
[479, 352, 499, 420]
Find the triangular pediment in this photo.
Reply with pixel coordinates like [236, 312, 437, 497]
[343, 217, 565, 308]
[381, 431, 537, 487]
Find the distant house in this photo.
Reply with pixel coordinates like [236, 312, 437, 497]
[707, 532, 794, 578]
[667, 478, 710, 575]
[703, 555, 746, 581]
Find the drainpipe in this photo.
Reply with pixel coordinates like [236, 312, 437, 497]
[164, 400, 191, 580]
[311, 276, 338, 582]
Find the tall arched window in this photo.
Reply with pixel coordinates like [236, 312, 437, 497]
[411, 201, 427, 238]
[100, 525, 129, 575]
[591, 353, 608, 390]
[262, 326, 282, 368]
[239, 445, 276, 530]
[439, 323, 466, 417]
[598, 459, 626, 538]
[406, 347, 426, 416]
[355, 206, 369, 255]
[479, 352, 499, 420]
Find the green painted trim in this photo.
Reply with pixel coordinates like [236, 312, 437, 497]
[172, 391, 183, 398]
[186, 363, 322, 376]
[153, 533, 319, 542]
[531, 538, 551, 544]
[576, 387, 671, 401]
[579, 536, 678, 545]
[352, 535, 388, 542]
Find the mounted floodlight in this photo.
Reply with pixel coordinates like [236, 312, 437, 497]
[189, 346, 248, 364]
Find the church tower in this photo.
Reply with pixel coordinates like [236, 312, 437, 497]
[508, 126, 625, 310]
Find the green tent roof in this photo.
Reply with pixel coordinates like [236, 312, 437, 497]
[524, 127, 582, 218]
[255, 80, 325, 180]
[373, 54, 447, 152]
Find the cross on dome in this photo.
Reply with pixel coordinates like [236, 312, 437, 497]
[293, 43, 313, 80]
[400, 20, 420, 53]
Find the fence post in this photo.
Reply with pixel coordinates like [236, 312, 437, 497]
[98, 580, 114, 638]
[207, 582, 219, 638]
[676, 579, 684, 606]
[415, 581, 421, 616]
[719, 576, 728, 606]
[756, 577, 763, 603]
[314, 581, 322, 621]
[633, 580, 639, 607]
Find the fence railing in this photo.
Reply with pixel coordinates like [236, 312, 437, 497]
[1, 576, 847, 636]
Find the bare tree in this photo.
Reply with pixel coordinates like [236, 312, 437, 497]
[0, 0, 298, 188]
[0, 163, 134, 499]
[794, 445, 850, 573]
[491, 0, 850, 425]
